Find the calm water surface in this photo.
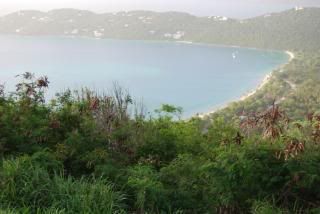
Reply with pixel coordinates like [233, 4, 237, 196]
[0, 36, 288, 117]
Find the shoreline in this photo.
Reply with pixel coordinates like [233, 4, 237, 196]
[1, 34, 289, 54]
[197, 50, 295, 118]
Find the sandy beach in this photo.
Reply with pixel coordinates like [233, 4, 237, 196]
[197, 50, 295, 118]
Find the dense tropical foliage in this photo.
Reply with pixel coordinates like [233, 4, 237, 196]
[0, 73, 319, 213]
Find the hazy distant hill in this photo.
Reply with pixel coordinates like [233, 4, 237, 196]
[0, 8, 319, 50]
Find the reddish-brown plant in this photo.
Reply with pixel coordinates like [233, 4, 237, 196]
[240, 102, 289, 140]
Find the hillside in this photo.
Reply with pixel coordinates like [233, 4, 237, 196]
[209, 51, 320, 122]
[0, 8, 320, 50]
[0, 73, 320, 213]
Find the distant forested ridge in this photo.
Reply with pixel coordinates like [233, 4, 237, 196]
[0, 7, 320, 51]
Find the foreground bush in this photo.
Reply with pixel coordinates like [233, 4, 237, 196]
[0, 74, 320, 213]
[0, 154, 125, 213]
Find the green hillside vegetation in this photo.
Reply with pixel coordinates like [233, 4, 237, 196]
[1, 74, 320, 213]
[209, 51, 320, 122]
[0, 8, 320, 50]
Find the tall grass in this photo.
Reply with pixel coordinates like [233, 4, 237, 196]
[0, 154, 125, 213]
[0, 207, 65, 214]
[50, 176, 125, 213]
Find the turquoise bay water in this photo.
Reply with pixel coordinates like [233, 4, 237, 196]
[0, 36, 288, 117]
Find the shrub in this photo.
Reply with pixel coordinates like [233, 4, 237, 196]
[126, 165, 166, 213]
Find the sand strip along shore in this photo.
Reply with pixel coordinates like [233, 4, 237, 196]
[197, 51, 295, 119]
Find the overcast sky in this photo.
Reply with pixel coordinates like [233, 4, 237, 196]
[1, 0, 320, 18]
